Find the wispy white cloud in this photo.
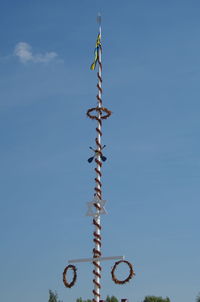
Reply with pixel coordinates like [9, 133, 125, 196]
[14, 42, 58, 63]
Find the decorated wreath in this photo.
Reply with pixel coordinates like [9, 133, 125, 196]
[87, 107, 112, 120]
[63, 265, 77, 288]
[111, 260, 135, 285]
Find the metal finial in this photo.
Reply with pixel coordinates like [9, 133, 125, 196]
[97, 13, 101, 25]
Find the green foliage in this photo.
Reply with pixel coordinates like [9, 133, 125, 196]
[196, 293, 200, 302]
[106, 295, 118, 302]
[106, 295, 111, 302]
[111, 296, 118, 302]
[76, 294, 170, 302]
[76, 298, 91, 302]
[48, 290, 58, 302]
[48, 290, 62, 302]
[143, 296, 170, 302]
[76, 296, 118, 302]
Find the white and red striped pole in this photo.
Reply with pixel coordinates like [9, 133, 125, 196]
[92, 14, 103, 302]
[86, 14, 112, 301]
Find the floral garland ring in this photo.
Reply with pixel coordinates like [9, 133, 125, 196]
[111, 260, 135, 285]
[63, 265, 77, 288]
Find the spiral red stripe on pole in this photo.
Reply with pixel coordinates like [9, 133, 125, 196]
[87, 30, 112, 302]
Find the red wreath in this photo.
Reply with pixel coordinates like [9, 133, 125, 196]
[111, 260, 135, 285]
[63, 265, 77, 288]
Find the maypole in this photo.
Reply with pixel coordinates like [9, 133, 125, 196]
[90, 14, 108, 302]
[62, 14, 135, 302]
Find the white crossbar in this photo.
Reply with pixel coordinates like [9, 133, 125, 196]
[68, 255, 124, 264]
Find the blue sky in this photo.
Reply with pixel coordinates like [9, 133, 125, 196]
[0, 1, 200, 302]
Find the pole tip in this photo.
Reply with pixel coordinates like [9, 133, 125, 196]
[97, 12, 101, 25]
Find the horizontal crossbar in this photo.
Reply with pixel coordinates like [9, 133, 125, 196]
[68, 255, 124, 264]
